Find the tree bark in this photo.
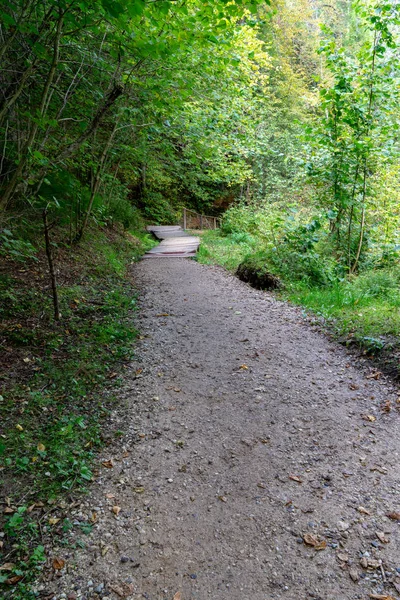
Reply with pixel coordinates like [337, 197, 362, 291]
[43, 208, 60, 321]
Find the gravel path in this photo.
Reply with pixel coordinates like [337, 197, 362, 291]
[44, 259, 400, 600]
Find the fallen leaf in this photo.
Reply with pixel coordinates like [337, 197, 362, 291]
[364, 415, 376, 422]
[37, 442, 45, 452]
[91, 512, 98, 523]
[101, 546, 110, 557]
[156, 313, 169, 317]
[105, 493, 115, 499]
[134, 487, 145, 494]
[369, 595, 396, 600]
[102, 459, 114, 469]
[6, 575, 23, 584]
[386, 511, 400, 521]
[303, 533, 327, 550]
[349, 383, 359, 390]
[15, 424, 23, 431]
[382, 400, 391, 413]
[366, 371, 382, 380]
[112, 506, 121, 515]
[360, 557, 381, 569]
[109, 583, 135, 598]
[289, 475, 302, 483]
[218, 495, 228, 503]
[376, 531, 389, 544]
[173, 593, 182, 600]
[358, 506, 371, 515]
[0, 563, 15, 571]
[3, 507, 14, 514]
[52, 557, 65, 570]
[239, 364, 248, 370]
[370, 465, 387, 474]
[48, 517, 60, 525]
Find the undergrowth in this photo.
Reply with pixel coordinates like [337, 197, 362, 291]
[0, 226, 154, 598]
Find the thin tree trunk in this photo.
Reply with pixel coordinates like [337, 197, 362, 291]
[76, 119, 119, 240]
[43, 208, 60, 321]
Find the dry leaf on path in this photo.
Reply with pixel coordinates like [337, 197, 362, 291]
[386, 511, 400, 520]
[173, 593, 182, 600]
[48, 517, 60, 525]
[37, 443, 45, 451]
[52, 557, 65, 570]
[369, 595, 396, 600]
[366, 371, 382, 380]
[102, 459, 114, 469]
[112, 506, 121, 515]
[358, 506, 371, 515]
[376, 531, 390, 544]
[364, 415, 376, 422]
[289, 475, 302, 483]
[109, 583, 135, 598]
[303, 533, 327, 550]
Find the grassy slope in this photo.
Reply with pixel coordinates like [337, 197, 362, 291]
[0, 225, 155, 598]
[197, 229, 400, 374]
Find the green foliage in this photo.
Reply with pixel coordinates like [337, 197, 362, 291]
[141, 191, 180, 225]
[0, 228, 147, 597]
[0, 229, 37, 262]
[304, 0, 400, 271]
[197, 229, 259, 271]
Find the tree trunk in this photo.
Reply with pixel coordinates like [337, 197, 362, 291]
[43, 208, 60, 321]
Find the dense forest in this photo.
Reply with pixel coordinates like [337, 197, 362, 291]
[1, 0, 400, 596]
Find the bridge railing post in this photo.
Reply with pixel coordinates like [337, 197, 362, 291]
[183, 207, 187, 230]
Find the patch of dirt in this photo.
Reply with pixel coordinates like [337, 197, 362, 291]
[41, 259, 400, 600]
[236, 262, 282, 290]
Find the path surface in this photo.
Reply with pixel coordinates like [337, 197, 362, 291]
[45, 259, 400, 600]
[144, 226, 200, 258]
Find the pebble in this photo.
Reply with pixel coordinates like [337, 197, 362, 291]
[120, 556, 130, 563]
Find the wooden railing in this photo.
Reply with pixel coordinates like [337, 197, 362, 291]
[182, 207, 221, 230]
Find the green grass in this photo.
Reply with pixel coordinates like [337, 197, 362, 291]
[196, 229, 260, 271]
[199, 228, 400, 359]
[0, 227, 153, 598]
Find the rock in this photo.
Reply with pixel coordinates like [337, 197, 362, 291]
[120, 556, 130, 563]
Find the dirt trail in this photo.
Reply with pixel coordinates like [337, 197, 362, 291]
[45, 259, 400, 600]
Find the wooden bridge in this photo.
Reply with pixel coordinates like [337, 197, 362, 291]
[143, 208, 220, 259]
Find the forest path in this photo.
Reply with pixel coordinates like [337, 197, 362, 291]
[144, 226, 200, 258]
[47, 259, 400, 600]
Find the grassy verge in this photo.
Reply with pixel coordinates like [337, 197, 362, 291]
[0, 226, 155, 598]
[197, 229, 400, 376]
